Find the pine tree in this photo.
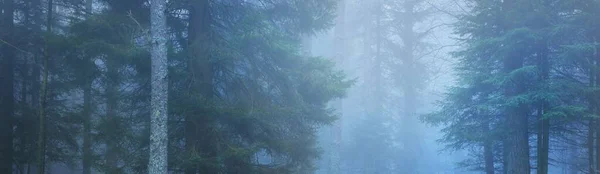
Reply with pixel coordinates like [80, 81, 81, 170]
[0, 0, 15, 173]
[0, 1, 350, 173]
[424, 0, 600, 173]
[37, 0, 54, 172]
[148, 0, 169, 173]
[81, 2, 94, 174]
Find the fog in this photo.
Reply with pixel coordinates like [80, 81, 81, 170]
[2, 0, 600, 173]
[305, 0, 473, 173]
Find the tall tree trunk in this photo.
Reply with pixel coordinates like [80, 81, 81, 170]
[329, 0, 345, 173]
[590, 120, 595, 174]
[502, 139, 509, 174]
[148, 0, 169, 173]
[23, 2, 42, 170]
[105, 54, 120, 173]
[537, 45, 550, 174]
[28, 0, 42, 170]
[82, 80, 92, 174]
[590, 42, 597, 174]
[356, 3, 373, 171]
[82, 3, 93, 174]
[186, 0, 213, 173]
[502, 0, 530, 173]
[20, 57, 29, 174]
[595, 107, 600, 174]
[537, 115, 549, 174]
[569, 144, 579, 174]
[591, 35, 600, 174]
[483, 120, 495, 174]
[504, 78, 530, 174]
[30, 45, 40, 174]
[37, 0, 52, 172]
[0, 0, 15, 172]
[370, 0, 384, 172]
[398, 1, 420, 173]
[503, 54, 530, 174]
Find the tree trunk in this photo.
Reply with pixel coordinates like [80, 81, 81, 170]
[590, 120, 595, 174]
[1, 0, 15, 172]
[82, 2, 93, 174]
[538, 118, 549, 174]
[502, 0, 530, 173]
[591, 43, 597, 174]
[398, 1, 421, 173]
[569, 145, 579, 174]
[483, 121, 495, 174]
[20, 57, 29, 174]
[19, 3, 34, 171]
[105, 53, 120, 173]
[504, 56, 530, 174]
[28, 0, 41, 167]
[82, 80, 92, 174]
[37, 0, 52, 172]
[537, 45, 550, 174]
[370, 1, 384, 172]
[594, 35, 600, 174]
[186, 0, 213, 173]
[329, 0, 345, 173]
[502, 139, 509, 174]
[148, 0, 169, 173]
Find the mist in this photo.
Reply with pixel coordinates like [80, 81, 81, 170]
[1, 0, 599, 174]
[306, 0, 473, 173]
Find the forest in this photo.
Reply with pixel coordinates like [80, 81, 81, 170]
[1, 0, 600, 174]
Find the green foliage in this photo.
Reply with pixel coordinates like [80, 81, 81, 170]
[425, 0, 600, 172]
[2, 0, 350, 173]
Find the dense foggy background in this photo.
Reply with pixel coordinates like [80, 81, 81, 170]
[305, 0, 473, 173]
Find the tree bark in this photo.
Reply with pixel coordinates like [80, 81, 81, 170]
[37, 0, 52, 172]
[537, 116, 549, 174]
[502, 139, 509, 174]
[148, 0, 169, 173]
[590, 120, 595, 174]
[590, 42, 597, 174]
[82, 3, 93, 174]
[82, 80, 92, 174]
[27, 0, 42, 170]
[503, 55, 530, 174]
[20, 56, 29, 174]
[483, 121, 495, 174]
[186, 0, 213, 173]
[502, 0, 530, 173]
[537, 44, 550, 174]
[591, 35, 600, 174]
[0, 0, 15, 173]
[105, 53, 119, 173]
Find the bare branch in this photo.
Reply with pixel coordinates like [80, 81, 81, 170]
[0, 39, 33, 55]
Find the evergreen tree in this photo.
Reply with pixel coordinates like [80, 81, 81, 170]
[424, 0, 600, 173]
[0, 0, 379, 173]
[148, 0, 168, 172]
[0, 0, 16, 173]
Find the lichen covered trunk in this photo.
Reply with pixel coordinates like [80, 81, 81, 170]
[148, 0, 169, 173]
